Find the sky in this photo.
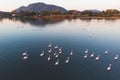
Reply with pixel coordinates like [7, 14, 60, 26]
[0, 0, 120, 12]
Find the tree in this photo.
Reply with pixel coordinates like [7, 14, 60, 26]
[52, 10, 62, 15]
[105, 9, 120, 16]
[81, 10, 92, 16]
[41, 11, 52, 16]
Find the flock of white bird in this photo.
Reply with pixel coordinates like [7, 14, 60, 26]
[83, 48, 119, 71]
[22, 43, 119, 71]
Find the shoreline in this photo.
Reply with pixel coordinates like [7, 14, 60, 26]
[78, 16, 120, 19]
[2, 15, 120, 20]
[38, 15, 120, 20]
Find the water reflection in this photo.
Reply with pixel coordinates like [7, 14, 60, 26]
[79, 18, 120, 21]
[1, 17, 120, 27]
[6, 17, 65, 27]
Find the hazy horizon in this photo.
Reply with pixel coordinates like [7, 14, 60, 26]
[0, 0, 120, 12]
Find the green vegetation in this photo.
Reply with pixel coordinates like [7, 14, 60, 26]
[1, 9, 120, 19]
[0, 11, 11, 18]
[11, 9, 120, 18]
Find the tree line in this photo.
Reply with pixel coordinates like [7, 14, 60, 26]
[1, 9, 120, 18]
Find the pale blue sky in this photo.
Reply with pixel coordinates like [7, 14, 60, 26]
[0, 0, 120, 12]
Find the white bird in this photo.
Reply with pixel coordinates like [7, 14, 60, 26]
[114, 55, 119, 60]
[40, 51, 45, 57]
[22, 51, 27, 56]
[65, 57, 70, 63]
[48, 43, 52, 48]
[48, 49, 52, 53]
[70, 50, 73, 55]
[55, 54, 59, 58]
[55, 59, 59, 66]
[84, 54, 88, 59]
[90, 52, 94, 58]
[85, 49, 88, 54]
[22, 51, 28, 60]
[105, 49, 109, 54]
[59, 51, 62, 54]
[23, 56, 28, 60]
[53, 51, 57, 56]
[107, 64, 112, 71]
[95, 55, 100, 61]
[48, 55, 51, 61]
[54, 45, 59, 49]
[58, 47, 62, 51]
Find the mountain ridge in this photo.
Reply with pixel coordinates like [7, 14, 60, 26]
[14, 2, 67, 13]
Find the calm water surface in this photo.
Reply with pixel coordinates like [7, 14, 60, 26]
[0, 18, 120, 80]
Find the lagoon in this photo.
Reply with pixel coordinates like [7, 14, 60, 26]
[0, 18, 120, 80]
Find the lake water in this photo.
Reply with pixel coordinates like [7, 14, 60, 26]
[0, 18, 120, 80]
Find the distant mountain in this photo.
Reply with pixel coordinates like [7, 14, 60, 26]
[82, 9, 101, 12]
[14, 2, 67, 13]
[68, 10, 81, 14]
[91, 9, 101, 12]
